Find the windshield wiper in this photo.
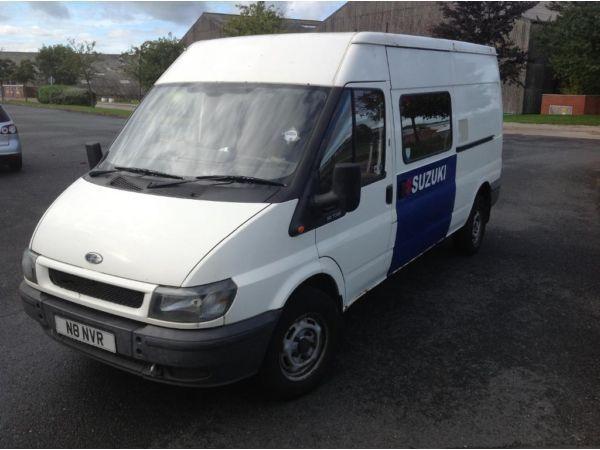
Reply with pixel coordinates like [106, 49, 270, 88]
[195, 175, 286, 186]
[89, 169, 118, 177]
[89, 166, 182, 179]
[147, 175, 286, 189]
[115, 166, 183, 179]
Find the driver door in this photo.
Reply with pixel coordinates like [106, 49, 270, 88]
[315, 82, 395, 304]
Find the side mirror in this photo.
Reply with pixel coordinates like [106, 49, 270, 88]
[85, 142, 103, 169]
[313, 163, 361, 213]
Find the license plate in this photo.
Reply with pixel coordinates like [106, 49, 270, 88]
[55, 316, 116, 353]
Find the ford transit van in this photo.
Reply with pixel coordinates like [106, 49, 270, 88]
[20, 32, 502, 397]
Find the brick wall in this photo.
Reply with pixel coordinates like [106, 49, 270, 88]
[541, 94, 600, 115]
[1, 85, 37, 99]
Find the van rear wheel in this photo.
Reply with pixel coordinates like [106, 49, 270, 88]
[258, 286, 341, 399]
[454, 194, 487, 255]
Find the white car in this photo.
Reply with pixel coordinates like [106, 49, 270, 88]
[20, 32, 502, 397]
[0, 105, 22, 171]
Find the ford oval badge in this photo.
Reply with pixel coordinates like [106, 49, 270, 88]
[85, 252, 103, 264]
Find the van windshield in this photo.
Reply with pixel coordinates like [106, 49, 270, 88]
[102, 83, 330, 182]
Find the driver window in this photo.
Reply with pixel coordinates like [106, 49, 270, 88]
[319, 88, 385, 194]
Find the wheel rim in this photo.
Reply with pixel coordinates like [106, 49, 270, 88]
[472, 210, 482, 245]
[279, 313, 327, 381]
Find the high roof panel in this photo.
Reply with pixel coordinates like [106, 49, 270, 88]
[351, 32, 496, 55]
[158, 33, 355, 86]
[158, 32, 496, 86]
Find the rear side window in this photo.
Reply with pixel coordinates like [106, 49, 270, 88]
[0, 106, 10, 123]
[400, 92, 452, 163]
[319, 88, 385, 193]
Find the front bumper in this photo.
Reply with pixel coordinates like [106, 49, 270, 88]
[20, 282, 280, 387]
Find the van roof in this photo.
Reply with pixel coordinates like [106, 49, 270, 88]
[157, 32, 496, 87]
[351, 32, 496, 55]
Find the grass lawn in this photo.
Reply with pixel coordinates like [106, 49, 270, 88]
[504, 114, 600, 126]
[4, 100, 132, 118]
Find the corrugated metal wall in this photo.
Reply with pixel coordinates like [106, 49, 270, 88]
[502, 19, 531, 114]
[181, 14, 322, 47]
[181, 15, 227, 45]
[318, 1, 444, 35]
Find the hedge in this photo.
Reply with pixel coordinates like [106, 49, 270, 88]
[37, 85, 96, 106]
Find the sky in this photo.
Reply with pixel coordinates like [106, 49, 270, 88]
[0, 1, 345, 53]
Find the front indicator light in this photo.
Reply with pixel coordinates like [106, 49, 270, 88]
[22, 248, 39, 284]
[149, 278, 237, 323]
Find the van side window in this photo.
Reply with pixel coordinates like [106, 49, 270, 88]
[319, 88, 385, 193]
[400, 92, 452, 163]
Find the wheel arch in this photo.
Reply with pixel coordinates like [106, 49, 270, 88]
[269, 258, 345, 314]
[294, 273, 344, 313]
[475, 181, 492, 222]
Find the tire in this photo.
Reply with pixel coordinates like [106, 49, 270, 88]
[9, 156, 22, 172]
[258, 285, 341, 399]
[454, 194, 487, 255]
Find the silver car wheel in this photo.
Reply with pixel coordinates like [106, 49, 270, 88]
[279, 314, 327, 381]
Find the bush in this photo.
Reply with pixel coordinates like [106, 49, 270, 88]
[37, 85, 64, 104]
[37, 85, 96, 106]
[62, 87, 96, 106]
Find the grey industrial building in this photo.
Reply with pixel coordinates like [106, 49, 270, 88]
[316, 2, 557, 113]
[181, 2, 557, 114]
[180, 12, 322, 45]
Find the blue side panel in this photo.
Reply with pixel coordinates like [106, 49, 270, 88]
[389, 154, 457, 274]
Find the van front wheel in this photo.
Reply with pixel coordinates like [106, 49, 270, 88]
[454, 194, 487, 255]
[258, 286, 341, 399]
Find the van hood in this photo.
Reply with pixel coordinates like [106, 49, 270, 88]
[31, 178, 269, 286]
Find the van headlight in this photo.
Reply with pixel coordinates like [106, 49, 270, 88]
[149, 279, 237, 323]
[22, 248, 39, 283]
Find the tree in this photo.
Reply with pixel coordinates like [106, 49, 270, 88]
[13, 59, 37, 101]
[36, 44, 79, 85]
[121, 46, 144, 100]
[0, 58, 16, 103]
[538, 2, 600, 95]
[68, 39, 100, 106]
[431, 2, 537, 85]
[223, 2, 283, 37]
[122, 34, 185, 95]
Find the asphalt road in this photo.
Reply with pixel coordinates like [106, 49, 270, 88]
[1, 104, 599, 447]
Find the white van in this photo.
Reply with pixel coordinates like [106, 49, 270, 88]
[20, 33, 502, 397]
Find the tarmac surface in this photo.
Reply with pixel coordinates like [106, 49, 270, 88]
[1, 104, 599, 447]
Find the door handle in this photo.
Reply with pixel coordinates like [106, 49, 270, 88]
[386, 184, 393, 204]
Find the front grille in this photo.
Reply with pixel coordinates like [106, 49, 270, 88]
[49, 269, 144, 308]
